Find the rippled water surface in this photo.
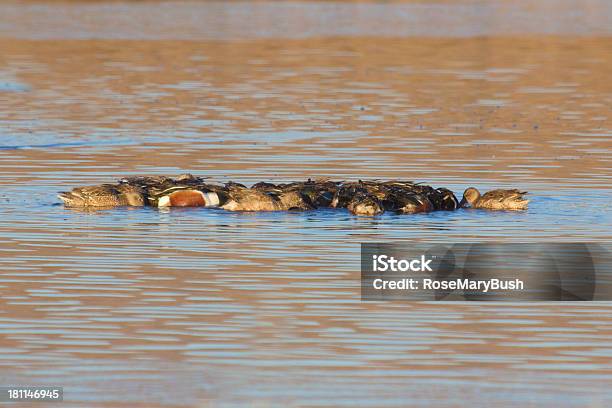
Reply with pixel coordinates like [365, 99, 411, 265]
[1, 1, 612, 407]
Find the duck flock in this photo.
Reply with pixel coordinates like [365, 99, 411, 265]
[58, 174, 529, 215]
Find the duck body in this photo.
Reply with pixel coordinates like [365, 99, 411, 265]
[219, 181, 314, 212]
[382, 189, 433, 214]
[151, 185, 227, 208]
[221, 189, 282, 211]
[382, 182, 459, 212]
[254, 178, 339, 208]
[425, 187, 460, 211]
[460, 187, 529, 210]
[277, 190, 315, 211]
[346, 192, 384, 216]
[289, 179, 339, 208]
[120, 174, 229, 208]
[251, 181, 279, 192]
[58, 183, 145, 207]
[331, 181, 381, 215]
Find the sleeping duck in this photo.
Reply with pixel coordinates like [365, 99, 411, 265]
[222, 183, 314, 212]
[119, 173, 228, 208]
[331, 181, 386, 216]
[253, 178, 339, 208]
[383, 182, 459, 211]
[347, 192, 385, 216]
[58, 183, 145, 207]
[380, 188, 433, 214]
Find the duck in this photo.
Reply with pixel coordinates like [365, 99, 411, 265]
[347, 192, 385, 216]
[331, 181, 372, 209]
[58, 183, 145, 207]
[276, 190, 315, 211]
[119, 173, 229, 208]
[382, 182, 458, 211]
[253, 178, 339, 208]
[382, 189, 433, 214]
[221, 188, 281, 211]
[331, 181, 387, 215]
[460, 187, 529, 210]
[292, 179, 338, 208]
[428, 187, 460, 211]
[220, 185, 313, 212]
[223, 180, 315, 212]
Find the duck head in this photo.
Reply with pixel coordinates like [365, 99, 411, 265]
[460, 187, 481, 208]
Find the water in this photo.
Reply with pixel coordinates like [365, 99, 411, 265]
[1, 1, 612, 407]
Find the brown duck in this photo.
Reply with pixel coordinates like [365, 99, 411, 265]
[253, 178, 339, 208]
[331, 181, 385, 216]
[221, 183, 314, 212]
[347, 192, 385, 216]
[460, 187, 529, 210]
[58, 184, 145, 207]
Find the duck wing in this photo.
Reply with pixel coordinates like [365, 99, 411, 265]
[251, 181, 280, 192]
[482, 189, 527, 202]
[332, 182, 366, 208]
[224, 188, 282, 211]
[119, 175, 173, 187]
[431, 187, 460, 210]
[225, 181, 248, 190]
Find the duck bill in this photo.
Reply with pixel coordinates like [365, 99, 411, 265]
[458, 197, 468, 208]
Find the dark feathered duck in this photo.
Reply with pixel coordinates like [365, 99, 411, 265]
[381, 189, 433, 214]
[331, 181, 390, 216]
